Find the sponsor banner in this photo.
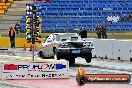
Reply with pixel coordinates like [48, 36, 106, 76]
[2, 71, 69, 79]
[3, 62, 68, 72]
[76, 67, 131, 86]
[0, 61, 69, 79]
[85, 74, 131, 83]
[76, 74, 131, 86]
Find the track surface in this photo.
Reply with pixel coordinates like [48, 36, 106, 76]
[0, 48, 132, 88]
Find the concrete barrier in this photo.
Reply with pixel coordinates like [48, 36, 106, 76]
[86, 38, 132, 61]
[112, 40, 132, 61]
[0, 37, 45, 48]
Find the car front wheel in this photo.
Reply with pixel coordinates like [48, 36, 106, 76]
[38, 51, 45, 59]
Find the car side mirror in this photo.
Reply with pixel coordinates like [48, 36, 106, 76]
[46, 36, 49, 39]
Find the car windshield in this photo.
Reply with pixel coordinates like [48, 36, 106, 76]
[54, 33, 80, 41]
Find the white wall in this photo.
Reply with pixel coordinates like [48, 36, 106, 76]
[86, 38, 132, 61]
[112, 40, 132, 61]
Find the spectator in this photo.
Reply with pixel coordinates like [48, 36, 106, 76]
[128, 13, 132, 21]
[112, 14, 119, 22]
[121, 14, 127, 22]
[101, 23, 107, 39]
[95, 24, 101, 39]
[14, 22, 20, 35]
[107, 14, 113, 22]
[79, 28, 87, 38]
[9, 27, 15, 48]
[83, 28, 87, 38]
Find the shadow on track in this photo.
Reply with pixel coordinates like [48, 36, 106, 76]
[70, 63, 92, 68]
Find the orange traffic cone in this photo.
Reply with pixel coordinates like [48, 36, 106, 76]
[23, 44, 26, 51]
[29, 45, 32, 51]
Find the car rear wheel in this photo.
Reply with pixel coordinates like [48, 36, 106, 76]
[85, 52, 92, 63]
[38, 51, 45, 59]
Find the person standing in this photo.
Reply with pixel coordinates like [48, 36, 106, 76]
[79, 28, 87, 38]
[14, 22, 20, 35]
[101, 24, 107, 39]
[121, 14, 127, 22]
[83, 28, 87, 38]
[128, 13, 132, 21]
[9, 27, 15, 48]
[95, 24, 101, 39]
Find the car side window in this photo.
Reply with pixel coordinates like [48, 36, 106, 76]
[45, 34, 53, 44]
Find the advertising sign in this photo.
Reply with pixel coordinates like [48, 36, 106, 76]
[0, 61, 69, 79]
[3, 62, 68, 72]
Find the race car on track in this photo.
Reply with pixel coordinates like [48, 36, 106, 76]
[37, 33, 94, 65]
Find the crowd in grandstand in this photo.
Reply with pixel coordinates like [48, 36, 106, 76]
[107, 14, 120, 22]
[121, 13, 132, 22]
[107, 13, 132, 22]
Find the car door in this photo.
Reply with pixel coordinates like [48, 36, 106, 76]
[42, 34, 54, 57]
[46, 34, 54, 57]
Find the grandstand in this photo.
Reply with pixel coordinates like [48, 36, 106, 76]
[20, 0, 132, 32]
[0, 0, 13, 14]
[0, 0, 131, 38]
[0, 0, 32, 35]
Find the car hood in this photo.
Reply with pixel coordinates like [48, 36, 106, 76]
[61, 40, 93, 48]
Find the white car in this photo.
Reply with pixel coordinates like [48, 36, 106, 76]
[37, 33, 94, 65]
